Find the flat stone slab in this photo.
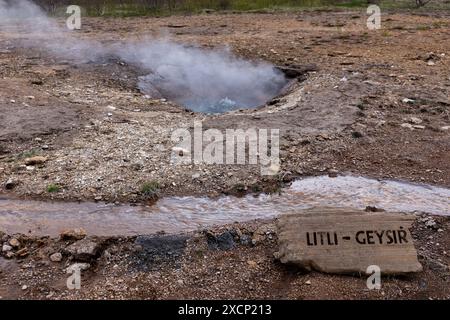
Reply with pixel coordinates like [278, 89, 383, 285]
[275, 207, 422, 274]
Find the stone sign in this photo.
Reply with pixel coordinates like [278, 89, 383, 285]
[275, 207, 422, 274]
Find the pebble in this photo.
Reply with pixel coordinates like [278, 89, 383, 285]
[9, 238, 20, 248]
[402, 98, 415, 104]
[410, 117, 422, 124]
[400, 123, 413, 129]
[50, 252, 62, 262]
[60, 228, 87, 241]
[66, 263, 91, 272]
[24, 156, 47, 165]
[22, 285, 28, 290]
[2, 244, 12, 252]
[305, 280, 311, 285]
[425, 219, 436, 227]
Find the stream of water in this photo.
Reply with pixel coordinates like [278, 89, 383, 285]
[0, 176, 448, 236]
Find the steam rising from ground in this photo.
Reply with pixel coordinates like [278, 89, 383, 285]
[1, 0, 287, 113]
[120, 41, 287, 112]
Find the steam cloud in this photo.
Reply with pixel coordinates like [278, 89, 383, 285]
[0, 0, 287, 113]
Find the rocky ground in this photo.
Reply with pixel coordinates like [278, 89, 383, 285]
[0, 213, 449, 300]
[0, 9, 449, 300]
[0, 9, 449, 202]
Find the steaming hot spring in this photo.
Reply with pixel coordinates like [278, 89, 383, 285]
[121, 41, 290, 113]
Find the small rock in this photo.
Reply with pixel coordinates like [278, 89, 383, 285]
[305, 280, 311, 285]
[441, 126, 450, 131]
[66, 263, 91, 272]
[9, 238, 20, 248]
[191, 173, 201, 179]
[410, 117, 422, 124]
[64, 238, 100, 261]
[2, 244, 12, 252]
[401, 123, 414, 129]
[60, 228, 86, 241]
[425, 219, 436, 228]
[427, 60, 435, 66]
[402, 98, 415, 104]
[24, 156, 47, 166]
[328, 169, 339, 178]
[412, 125, 425, 129]
[49, 252, 62, 262]
[22, 285, 28, 291]
[206, 231, 235, 251]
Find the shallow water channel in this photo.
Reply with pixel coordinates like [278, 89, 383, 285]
[0, 176, 449, 236]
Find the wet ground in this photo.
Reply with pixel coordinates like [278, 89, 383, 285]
[0, 175, 449, 236]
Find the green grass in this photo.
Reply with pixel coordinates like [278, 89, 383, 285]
[17, 149, 39, 159]
[46, 184, 60, 193]
[140, 181, 160, 199]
